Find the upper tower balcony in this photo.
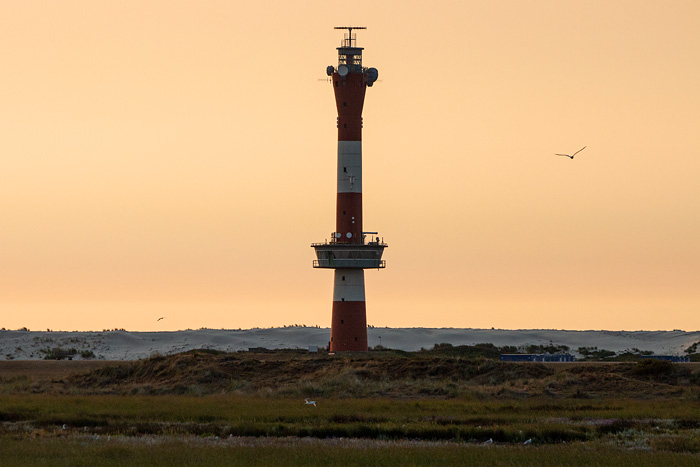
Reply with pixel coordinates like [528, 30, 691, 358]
[312, 232, 387, 269]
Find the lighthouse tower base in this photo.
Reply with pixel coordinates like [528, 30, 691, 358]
[312, 241, 386, 352]
[330, 268, 367, 351]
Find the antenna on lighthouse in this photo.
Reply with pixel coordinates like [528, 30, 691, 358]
[334, 26, 366, 47]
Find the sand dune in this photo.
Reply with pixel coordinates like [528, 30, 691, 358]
[1, 328, 698, 361]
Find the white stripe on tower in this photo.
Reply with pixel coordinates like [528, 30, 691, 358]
[333, 269, 366, 302]
[337, 141, 363, 193]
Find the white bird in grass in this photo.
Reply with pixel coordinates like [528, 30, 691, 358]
[483, 438, 493, 445]
[523, 438, 532, 445]
[556, 146, 586, 159]
[304, 398, 317, 407]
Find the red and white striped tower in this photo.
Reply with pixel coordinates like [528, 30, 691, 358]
[312, 27, 386, 352]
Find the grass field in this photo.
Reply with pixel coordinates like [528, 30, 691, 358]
[1, 349, 699, 465]
[4, 437, 700, 467]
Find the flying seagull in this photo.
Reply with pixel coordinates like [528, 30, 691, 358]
[157, 317, 165, 321]
[556, 146, 586, 159]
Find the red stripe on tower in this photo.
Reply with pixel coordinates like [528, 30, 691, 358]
[312, 27, 386, 352]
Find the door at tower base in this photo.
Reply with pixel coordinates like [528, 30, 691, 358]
[330, 300, 368, 351]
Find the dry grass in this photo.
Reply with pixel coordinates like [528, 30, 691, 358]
[1, 350, 699, 400]
[0, 360, 113, 380]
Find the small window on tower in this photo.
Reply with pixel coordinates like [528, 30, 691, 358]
[341, 298, 345, 302]
[341, 319, 344, 324]
[343, 102, 347, 107]
[342, 276, 346, 281]
[343, 167, 347, 172]
[335, 81, 338, 87]
[343, 210, 346, 215]
[355, 337, 358, 342]
[343, 124, 347, 128]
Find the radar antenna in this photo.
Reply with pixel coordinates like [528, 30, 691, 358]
[334, 26, 366, 47]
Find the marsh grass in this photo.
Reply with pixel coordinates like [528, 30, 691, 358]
[2, 352, 699, 464]
[1, 395, 698, 447]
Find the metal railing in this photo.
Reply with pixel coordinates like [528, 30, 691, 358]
[313, 259, 386, 269]
[311, 237, 387, 247]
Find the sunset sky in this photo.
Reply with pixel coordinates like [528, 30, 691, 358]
[2, 1, 699, 332]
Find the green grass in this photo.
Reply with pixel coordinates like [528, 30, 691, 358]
[1, 394, 699, 465]
[1, 395, 699, 445]
[2, 437, 700, 467]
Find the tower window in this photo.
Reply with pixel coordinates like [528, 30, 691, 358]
[355, 337, 358, 342]
[342, 275, 346, 281]
[343, 124, 347, 128]
[343, 167, 347, 172]
[341, 298, 345, 302]
[341, 320, 344, 324]
[335, 81, 338, 87]
[343, 102, 347, 107]
[343, 210, 346, 215]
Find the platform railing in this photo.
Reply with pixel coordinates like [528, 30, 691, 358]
[311, 235, 386, 247]
[313, 259, 386, 269]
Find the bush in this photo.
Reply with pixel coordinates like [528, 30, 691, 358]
[577, 347, 616, 361]
[526, 344, 570, 354]
[426, 343, 502, 359]
[629, 359, 674, 377]
[42, 347, 78, 360]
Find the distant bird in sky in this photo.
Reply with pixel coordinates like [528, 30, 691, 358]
[304, 398, 317, 407]
[157, 317, 164, 321]
[556, 146, 586, 159]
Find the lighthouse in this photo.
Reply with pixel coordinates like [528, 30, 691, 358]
[312, 26, 386, 352]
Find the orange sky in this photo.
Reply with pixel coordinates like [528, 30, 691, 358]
[2, 1, 699, 331]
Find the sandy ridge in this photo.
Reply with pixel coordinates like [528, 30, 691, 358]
[1, 328, 698, 361]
